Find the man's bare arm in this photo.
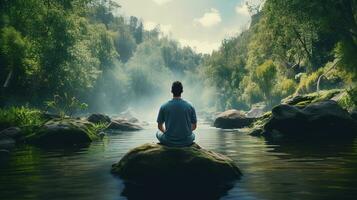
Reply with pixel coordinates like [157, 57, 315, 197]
[158, 123, 166, 133]
[192, 123, 197, 131]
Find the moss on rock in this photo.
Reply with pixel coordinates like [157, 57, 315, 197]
[111, 143, 242, 187]
[282, 89, 343, 107]
[27, 118, 98, 146]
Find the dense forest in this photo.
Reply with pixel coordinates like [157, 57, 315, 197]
[0, 0, 204, 114]
[204, 0, 357, 110]
[1, 0, 356, 114]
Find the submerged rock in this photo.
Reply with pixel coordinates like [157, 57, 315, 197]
[214, 109, 255, 129]
[27, 118, 98, 146]
[87, 113, 111, 124]
[111, 143, 242, 192]
[264, 100, 357, 138]
[107, 119, 143, 131]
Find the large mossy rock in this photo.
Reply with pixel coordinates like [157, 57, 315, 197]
[281, 89, 342, 107]
[264, 100, 357, 138]
[27, 118, 98, 146]
[214, 109, 255, 129]
[112, 143, 242, 188]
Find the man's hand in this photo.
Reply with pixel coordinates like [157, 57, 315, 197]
[192, 123, 197, 131]
[158, 123, 166, 133]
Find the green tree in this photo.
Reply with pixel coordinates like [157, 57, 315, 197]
[0, 26, 28, 89]
[254, 60, 277, 105]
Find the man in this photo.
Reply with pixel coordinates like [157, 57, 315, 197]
[156, 81, 197, 147]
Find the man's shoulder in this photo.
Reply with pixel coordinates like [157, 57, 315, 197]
[182, 99, 195, 108]
[162, 99, 194, 109]
[160, 100, 173, 109]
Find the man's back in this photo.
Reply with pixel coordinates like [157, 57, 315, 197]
[157, 98, 197, 140]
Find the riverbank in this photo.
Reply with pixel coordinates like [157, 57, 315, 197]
[0, 109, 144, 149]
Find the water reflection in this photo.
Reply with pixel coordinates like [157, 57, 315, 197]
[0, 126, 357, 200]
[121, 181, 235, 200]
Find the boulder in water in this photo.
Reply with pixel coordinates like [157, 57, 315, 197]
[0, 127, 22, 141]
[264, 100, 357, 138]
[0, 127, 22, 147]
[87, 113, 111, 124]
[246, 107, 265, 118]
[112, 143, 241, 199]
[0, 135, 15, 147]
[107, 119, 143, 131]
[27, 118, 98, 146]
[126, 117, 139, 123]
[214, 109, 255, 129]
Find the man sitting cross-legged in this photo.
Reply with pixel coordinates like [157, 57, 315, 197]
[156, 81, 197, 147]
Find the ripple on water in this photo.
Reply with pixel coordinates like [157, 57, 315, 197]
[1, 127, 357, 200]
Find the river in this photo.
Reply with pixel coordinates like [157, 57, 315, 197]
[1, 123, 357, 200]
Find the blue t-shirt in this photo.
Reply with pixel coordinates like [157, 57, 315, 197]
[157, 98, 197, 140]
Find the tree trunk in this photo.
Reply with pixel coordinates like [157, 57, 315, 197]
[3, 69, 13, 88]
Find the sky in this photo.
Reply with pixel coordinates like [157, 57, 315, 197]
[114, 0, 260, 54]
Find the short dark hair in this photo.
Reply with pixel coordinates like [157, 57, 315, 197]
[171, 81, 183, 97]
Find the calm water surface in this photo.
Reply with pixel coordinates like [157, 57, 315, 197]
[1, 123, 357, 200]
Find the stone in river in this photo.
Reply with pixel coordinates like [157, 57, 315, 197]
[111, 143, 242, 199]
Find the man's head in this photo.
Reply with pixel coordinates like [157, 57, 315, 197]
[171, 81, 183, 97]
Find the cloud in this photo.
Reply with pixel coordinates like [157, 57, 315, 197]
[235, 3, 250, 16]
[194, 8, 222, 27]
[179, 39, 220, 54]
[152, 0, 172, 6]
[144, 21, 172, 36]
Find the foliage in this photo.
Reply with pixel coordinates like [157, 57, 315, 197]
[338, 87, 357, 111]
[254, 60, 277, 105]
[240, 76, 263, 106]
[91, 122, 110, 133]
[202, 0, 356, 111]
[0, 106, 45, 134]
[335, 41, 357, 82]
[273, 78, 297, 103]
[1, 0, 356, 113]
[296, 68, 324, 94]
[44, 94, 88, 117]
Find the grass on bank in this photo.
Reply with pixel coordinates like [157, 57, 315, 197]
[0, 106, 108, 138]
[0, 106, 46, 135]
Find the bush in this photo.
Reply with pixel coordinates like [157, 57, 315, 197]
[338, 87, 357, 111]
[254, 60, 277, 106]
[241, 82, 264, 106]
[44, 93, 88, 118]
[273, 78, 297, 102]
[0, 106, 45, 134]
[296, 68, 324, 93]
